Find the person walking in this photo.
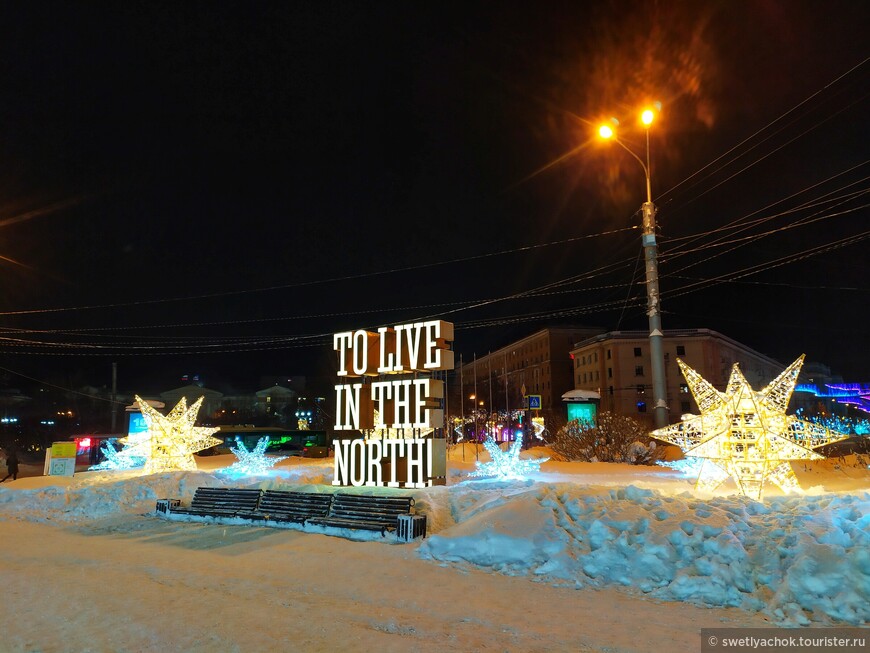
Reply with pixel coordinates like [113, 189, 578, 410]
[1, 449, 18, 482]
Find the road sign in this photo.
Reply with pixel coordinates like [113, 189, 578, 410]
[527, 394, 542, 410]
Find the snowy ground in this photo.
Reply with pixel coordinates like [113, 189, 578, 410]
[1, 445, 868, 652]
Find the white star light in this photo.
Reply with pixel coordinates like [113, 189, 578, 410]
[88, 440, 146, 471]
[220, 437, 288, 477]
[470, 432, 547, 480]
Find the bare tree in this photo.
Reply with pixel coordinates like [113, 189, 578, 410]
[552, 411, 662, 465]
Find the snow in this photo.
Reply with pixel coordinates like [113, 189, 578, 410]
[0, 447, 868, 651]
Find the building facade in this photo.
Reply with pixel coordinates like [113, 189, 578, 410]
[456, 327, 604, 417]
[569, 329, 790, 424]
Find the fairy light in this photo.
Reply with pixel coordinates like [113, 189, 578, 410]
[651, 356, 850, 499]
[123, 395, 222, 474]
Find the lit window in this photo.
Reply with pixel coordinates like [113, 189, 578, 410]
[680, 383, 689, 394]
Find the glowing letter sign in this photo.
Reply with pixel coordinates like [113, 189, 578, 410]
[332, 320, 453, 487]
[333, 320, 453, 430]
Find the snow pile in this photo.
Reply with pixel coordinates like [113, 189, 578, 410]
[0, 455, 335, 523]
[418, 483, 870, 626]
[1, 452, 867, 628]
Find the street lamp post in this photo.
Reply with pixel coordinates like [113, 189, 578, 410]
[599, 109, 669, 428]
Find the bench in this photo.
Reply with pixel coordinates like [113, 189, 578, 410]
[257, 490, 333, 523]
[157, 488, 426, 540]
[307, 493, 416, 536]
[169, 487, 263, 518]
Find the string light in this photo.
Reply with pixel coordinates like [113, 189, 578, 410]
[651, 356, 850, 499]
[123, 396, 222, 474]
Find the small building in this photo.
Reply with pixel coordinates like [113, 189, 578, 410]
[561, 389, 601, 425]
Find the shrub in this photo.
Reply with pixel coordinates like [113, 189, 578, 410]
[552, 412, 662, 465]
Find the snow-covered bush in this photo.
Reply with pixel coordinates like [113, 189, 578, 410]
[552, 412, 662, 465]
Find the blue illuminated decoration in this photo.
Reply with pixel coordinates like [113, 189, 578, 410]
[470, 433, 548, 480]
[89, 440, 146, 471]
[794, 409, 870, 436]
[219, 437, 288, 477]
[795, 382, 870, 414]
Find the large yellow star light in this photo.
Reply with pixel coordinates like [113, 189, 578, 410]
[124, 396, 222, 474]
[650, 356, 849, 500]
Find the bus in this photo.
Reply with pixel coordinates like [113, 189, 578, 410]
[213, 426, 328, 456]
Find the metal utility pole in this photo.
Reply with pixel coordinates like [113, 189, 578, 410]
[640, 124, 668, 429]
[598, 110, 668, 428]
[503, 351, 509, 434]
[111, 362, 118, 432]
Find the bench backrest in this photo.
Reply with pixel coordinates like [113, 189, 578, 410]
[328, 493, 414, 526]
[190, 487, 263, 512]
[258, 490, 333, 517]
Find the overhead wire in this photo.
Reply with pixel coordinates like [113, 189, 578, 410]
[0, 224, 637, 317]
[1, 63, 866, 358]
[655, 57, 869, 205]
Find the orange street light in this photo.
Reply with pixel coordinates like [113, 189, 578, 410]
[641, 108, 655, 126]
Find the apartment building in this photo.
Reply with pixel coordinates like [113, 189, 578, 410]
[569, 329, 790, 423]
[456, 327, 604, 415]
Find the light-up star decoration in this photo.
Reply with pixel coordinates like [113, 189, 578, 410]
[470, 432, 548, 480]
[88, 440, 146, 471]
[123, 396, 222, 474]
[650, 355, 849, 499]
[220, 436, 287, 477]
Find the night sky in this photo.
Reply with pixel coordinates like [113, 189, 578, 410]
[0, 0, 867, 394]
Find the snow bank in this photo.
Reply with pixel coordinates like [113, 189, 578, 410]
[419, 483, 870, 625]
[2, 452, 867, 627]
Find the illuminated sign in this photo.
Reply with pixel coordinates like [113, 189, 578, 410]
[333, 320, 454, 431]
[332, 320, 453, 487]
[45, 441, 77, 477]
[332, 438, 446, 489]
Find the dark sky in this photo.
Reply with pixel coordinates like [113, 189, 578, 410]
[0, 0, 867, 394]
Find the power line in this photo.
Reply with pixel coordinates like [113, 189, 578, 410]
[0, 224, 636, 317]
[656, 57, 869, 205]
